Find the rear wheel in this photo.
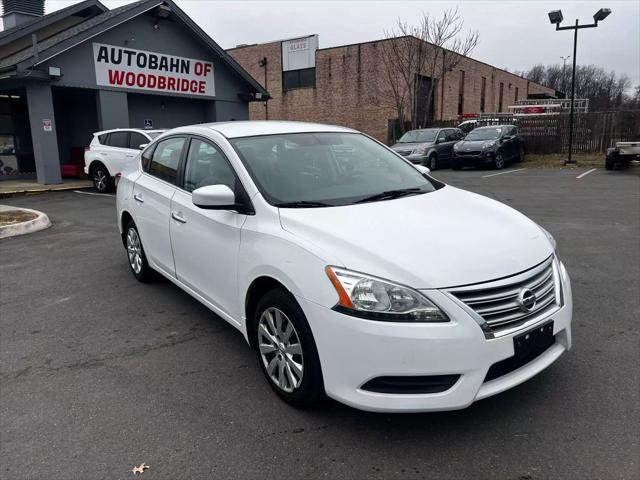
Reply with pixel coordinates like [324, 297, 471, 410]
[91, 165, 112, 193]
[493, 153, 505, 169]
[517, 145, 526, 162]
[125, 220, 154, 282]
[254, 289, 324, 407]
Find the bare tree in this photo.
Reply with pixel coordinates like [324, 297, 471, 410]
[378, 8, 479, 134]
[522, 63, 635, 111]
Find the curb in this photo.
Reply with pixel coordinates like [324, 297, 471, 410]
[0, 206, 51, 239]
[0, 181, 93, 198]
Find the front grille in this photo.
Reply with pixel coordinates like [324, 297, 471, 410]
[449, 257, 560, 333]
[457, 150, 482, 156]
[396, 150, 412, 157]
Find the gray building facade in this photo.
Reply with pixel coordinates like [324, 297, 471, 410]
[0, 0, 268, 183]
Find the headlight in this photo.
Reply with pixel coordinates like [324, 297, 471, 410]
[325, 266, 449, 322]
[539, 226, 558, 254]
[453, 143, 460, 151]
[412, 145, 428, 155]
[481, 141, 496, 149]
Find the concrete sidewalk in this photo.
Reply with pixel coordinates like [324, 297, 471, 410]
[0, 179, 92, 196]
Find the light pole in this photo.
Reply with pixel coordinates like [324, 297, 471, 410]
[560, 55, 570, 96]
[548, 8, 611, 164]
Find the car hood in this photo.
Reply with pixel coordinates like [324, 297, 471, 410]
[457, 140, 494, 149]
[390, 142, 433, 151]
[278, 186, 552, 289]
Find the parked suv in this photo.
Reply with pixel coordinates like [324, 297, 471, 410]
[452, 125, 525, 170]
[84, 128, 166, 192]
[390, 128, 464, 170]
[117, 121, 572, 412]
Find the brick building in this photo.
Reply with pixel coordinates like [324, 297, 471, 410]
[228, 34, 556, 143]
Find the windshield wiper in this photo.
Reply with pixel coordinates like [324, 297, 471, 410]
[355, 187, 423, 204]
[275, 201, 333, 208]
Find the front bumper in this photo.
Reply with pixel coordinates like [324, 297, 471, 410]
[453, 151, 496, 165]
[300, 264, 572, 412]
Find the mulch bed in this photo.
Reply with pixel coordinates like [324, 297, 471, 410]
[0, 210, 38, 227]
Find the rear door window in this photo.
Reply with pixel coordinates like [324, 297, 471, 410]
[97, 133, 109, 145]
[147, 137, 185, 184]
[109, 131, 129, 149]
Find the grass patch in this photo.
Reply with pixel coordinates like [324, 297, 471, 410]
[524, 153, 603, 169]
[0, 210, 37, 227]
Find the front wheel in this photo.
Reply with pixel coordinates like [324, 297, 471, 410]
[254, 289, 324, 407]
[494, 153, 505, 169]
[125, 220, 154, 282]
[427, 154, 438, 171]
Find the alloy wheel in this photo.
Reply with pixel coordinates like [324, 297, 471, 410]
[126, 227, 143, 274]
[258, 307, 304, 393]
[495, 154, 505, 169]
[94, 169, 107, 192]
[429, 156, 437, 170]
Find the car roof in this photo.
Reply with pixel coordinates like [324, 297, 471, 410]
[177, 121, 357, 139]
[93, 128, 167, 135]
[475, 124, 513, 129]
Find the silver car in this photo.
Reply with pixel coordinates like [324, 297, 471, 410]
[390, 128, 464, 170]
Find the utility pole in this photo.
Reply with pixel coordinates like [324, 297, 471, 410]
[560, 55, 571, 97]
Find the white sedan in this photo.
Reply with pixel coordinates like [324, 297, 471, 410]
[116, 121, 572, 412]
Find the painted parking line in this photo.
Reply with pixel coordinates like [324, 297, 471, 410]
[576, 168, 597, 179]
[74, 190, 115, 197]
[481, 168, 527, 179]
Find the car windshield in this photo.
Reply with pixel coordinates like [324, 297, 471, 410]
[397, 129, 438, 143]
[465, 128, 502, 141]
[231, 132, 442, 207]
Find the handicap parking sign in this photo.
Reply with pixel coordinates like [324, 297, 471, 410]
[143, 119, 153, 129]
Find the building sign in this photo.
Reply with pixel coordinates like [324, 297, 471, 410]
[288, 39, 309, 52]
[281, 35, 318, 72]
[93, 43, 215, 97]
[42, 119, 52, 132]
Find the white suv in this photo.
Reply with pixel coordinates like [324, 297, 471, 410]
[84, 128, 166, 192]
[116, 121, 572, 412]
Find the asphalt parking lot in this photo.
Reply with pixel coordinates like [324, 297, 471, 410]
[1, 166, 639, 480]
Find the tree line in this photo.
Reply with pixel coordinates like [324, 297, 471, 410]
[518, 64, 639, 111]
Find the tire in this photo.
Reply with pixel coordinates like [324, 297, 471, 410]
[91, 164, 112, 193]
[427, 153, 438, 171]
[124, 220, 154, 283]
[254, 289, 324, 407]
[517, 145, 526, 162]
[493, 153, 505, 169]
[605, 158, 614, 170]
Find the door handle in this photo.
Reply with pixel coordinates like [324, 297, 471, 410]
[126, 154, 135, 158]
[133, 193, 144, 203]
[171, 212, 187, 224]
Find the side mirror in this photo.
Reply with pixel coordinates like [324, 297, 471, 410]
[503, 135, 512, 141]
[139, 143, 148, 150]
[415, 165, 430, 175]
[192, 184, 236, 210]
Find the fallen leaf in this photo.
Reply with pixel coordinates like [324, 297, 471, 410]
[131, 463, 150, 475]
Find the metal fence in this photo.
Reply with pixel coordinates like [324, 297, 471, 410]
[421, 110, 640, 154]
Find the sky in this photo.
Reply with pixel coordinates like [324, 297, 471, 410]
[44, 0, 640, 86]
